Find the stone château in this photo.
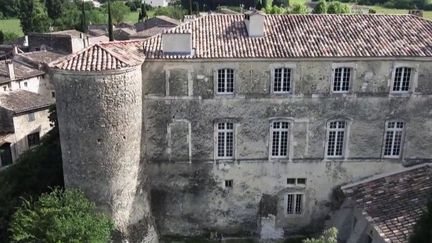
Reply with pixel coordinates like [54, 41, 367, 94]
[50, 12, 432, 242]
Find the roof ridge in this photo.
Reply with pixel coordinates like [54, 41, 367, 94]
[49, 44, 96, 68]
[341, 163, 432, 191]
[96, 43, 135, 66]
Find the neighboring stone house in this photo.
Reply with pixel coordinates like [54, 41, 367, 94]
[0, 59, 53, 97]
[50, 12, 432, 242]
[333, 164, 432, 243]
[132, 16, 180, 39]
[28, 30, 108, 54]
[0, 90, 53, 167]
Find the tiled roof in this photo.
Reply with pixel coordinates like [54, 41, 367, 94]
[342, 164, 432, 243]
[0, 133, 12, 146]
[18, 50, 65, 66]
[0, 90, 54, 114]
[51, 40, 145, 71]
[135, 16, 180, 32]
[143, 14, 432, 59]
[0, 60, 45, 84]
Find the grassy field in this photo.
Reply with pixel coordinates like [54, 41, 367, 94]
[0, 18, 23, 36]
[371, 6, 432, 18]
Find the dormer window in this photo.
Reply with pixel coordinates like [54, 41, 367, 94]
[332, 67, 351, 93]
[217, 68, 234, 94]
[392, 67, 412, 93]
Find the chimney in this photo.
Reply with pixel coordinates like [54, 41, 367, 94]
[161, 30, 192, 55]
[244, 10, 265, 37]
[5, 60, 15, 80]
[408, 9, 423, 17]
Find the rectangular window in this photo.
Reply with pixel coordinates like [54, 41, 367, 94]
[287, 178, 296, 184]
[216, 122, 234, 159]
[383, 121, 404, 157]
[225, 180, 233, 188]
[28, 113, 35, 122]
[217, 69, 234, 94]
[27, 132, 40, 148]
[327, 121, 346, 158]
[273, 68, 291, 93]
[287, 193, 303, 215]
[392, 67, 412, 92]
[333, 67, 351, 92]
[271, 121, 289, 158]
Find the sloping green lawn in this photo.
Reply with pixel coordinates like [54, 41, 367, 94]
[0, 18, 23, 36]
[371, 6, 432, 19]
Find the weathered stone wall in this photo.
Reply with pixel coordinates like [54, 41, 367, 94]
[52, 67, 157, 242]
[142, 58, 432, 237]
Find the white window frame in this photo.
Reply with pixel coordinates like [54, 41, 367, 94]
[325, 120, 349, 159]
[215, 122, 235, 160]
[331, 63, 356, 94]
[332, 67, 352, 93]
[285, 193, 304, 216]
[270, 63, 296, 95]
[272, 67, 292, 94]
[216, 68, 235, 94]
[390, 63, 418, 94]
[270, 121, 290, 159]
[382, 121, 405, 158]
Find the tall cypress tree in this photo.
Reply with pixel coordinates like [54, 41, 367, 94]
[138, 0, 147, 22]
[80, 0, 87, 33]
[108, 0, 114, 41]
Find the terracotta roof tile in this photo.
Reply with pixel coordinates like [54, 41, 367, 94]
[143, 14, 432, 59]
[0, 90, 54, 114]
[52, 40, 145, 71]
[343, 164, 432, 243]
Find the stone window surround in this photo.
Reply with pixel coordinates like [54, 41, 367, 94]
[268, 118, 294, 162]
[164, 65, 194, 97]
[382, 119, 407, 159]
[284, 192, 305, 216]
[330, 63, 357, 94]
[269, 63, 297, 96]
[213, 118, 238, 161]
[324, 118, 352, 160]
[389, 62, 419, 95]
[167, 119, 192, 163]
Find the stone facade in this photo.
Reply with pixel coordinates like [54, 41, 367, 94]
[52, 56, 432, 240]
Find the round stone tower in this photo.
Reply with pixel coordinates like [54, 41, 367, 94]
[50, 44, 157, 242]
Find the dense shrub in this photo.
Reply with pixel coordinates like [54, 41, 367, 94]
[410, 201, 432, 243]
[10, 189, 114, 243]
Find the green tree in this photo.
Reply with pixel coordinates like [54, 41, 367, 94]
[0, 31, 4, 44]
[313, 0, 328, 13]
[80, 1, 88, 33]
[108, 1, 130, 23]
[45, 0, 64, 20]
[290, 3, 309, 13]
[9, 188, 114, 243]
[303, 227, 338, 243]
[153, 6, 185, 20]
[327, 1, 350, 13]
[0, 0, 18, 18]
[138, 2, 148, 22]
[18, 0, 51, 34]
[108, 0, 114, 41]
[410, 201, 432, 243]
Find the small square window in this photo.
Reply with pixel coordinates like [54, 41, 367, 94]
[28, 113, 35, 122]
[51, 92, 56, 98]
[23, 82, 28, 87]
[297, 178, 306, 185]
[225, 180, 233, 188]
[27, 132, 40, 148]
[287, 178, 296, 184]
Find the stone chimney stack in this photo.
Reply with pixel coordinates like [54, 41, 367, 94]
[6, 60, 15, 80]
[162, 30, 192, 55]
[244, 10, 265, 37]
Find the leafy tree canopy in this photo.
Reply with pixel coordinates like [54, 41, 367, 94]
[9, 188, 114, 243]
[327, 1, 350, 13]
[303, 227, 338, 243]
[313, 0, 328, 13]
[18, 0, 51, 34]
